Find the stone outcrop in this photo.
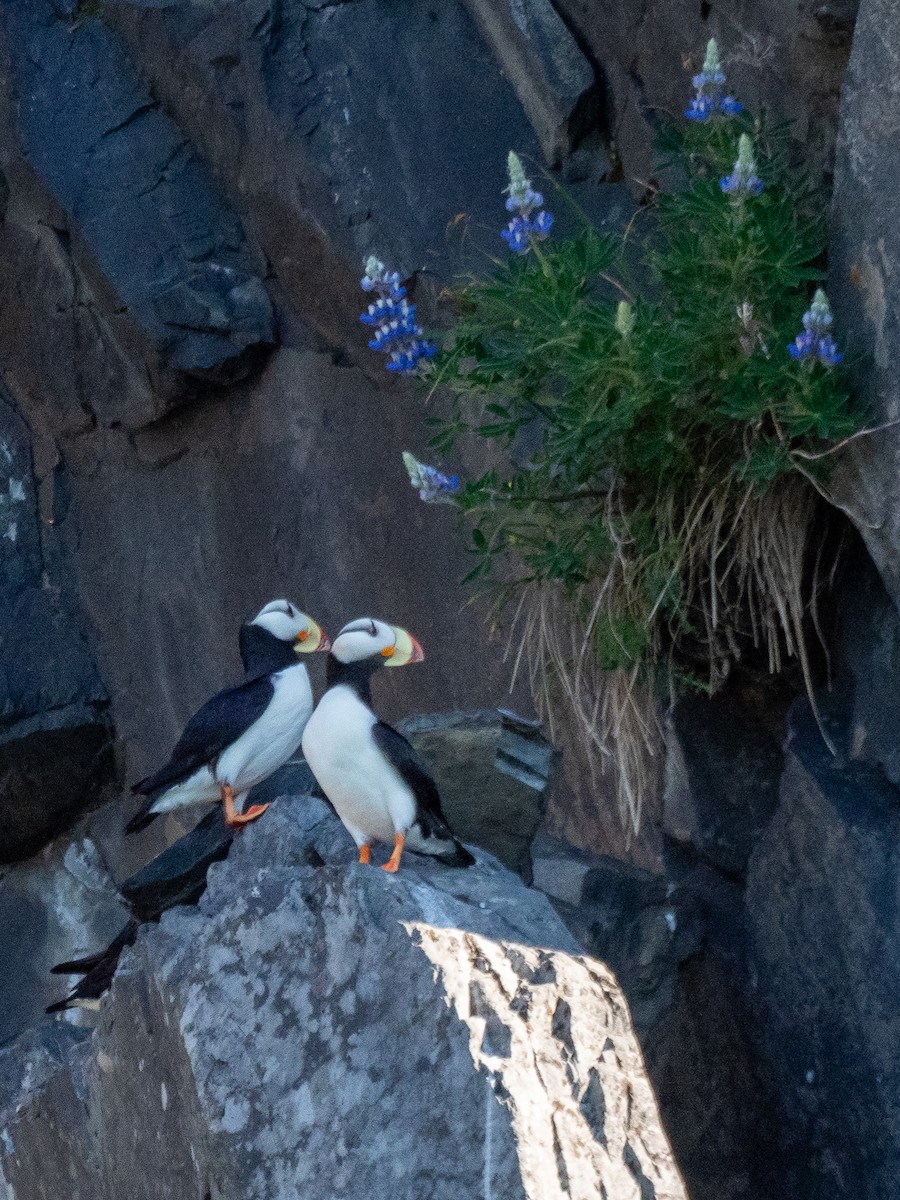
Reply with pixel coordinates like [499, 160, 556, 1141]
[398, 708, 555, 876]
[2, 798, 687, 1200]
[2, 0, 274, 417]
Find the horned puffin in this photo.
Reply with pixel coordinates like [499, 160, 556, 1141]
[126, 600, 329, 833]
[301, 618, 474, 871]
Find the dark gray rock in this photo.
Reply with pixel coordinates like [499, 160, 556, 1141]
[119, 805, 233, 921]
[46, 808, 236, 1015]
[461, 0, 600, 169]
[830, 0, 900, 612]
[746, 696, 900, 1200]
[99, 0, 548, 282]
[3, 797, 688, 1200]
[832, 536, 900, 786]
[0, 389, 111, 863]
[662, 677, 791, 877]
[0, 0, 274, 420]
[0, 0, 554, 785]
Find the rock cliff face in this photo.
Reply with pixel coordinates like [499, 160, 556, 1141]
[0, 0, 556, 793]
[0, 0, 858, 803]
[1, 1, 899, 1199]
[0, 798, 687, 1200]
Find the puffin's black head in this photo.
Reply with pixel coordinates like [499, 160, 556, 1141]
[239, 600, 330, 678]
[326, 617, 424, 693]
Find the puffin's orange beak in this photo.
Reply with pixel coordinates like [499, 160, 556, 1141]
[382, 626, 425, 667]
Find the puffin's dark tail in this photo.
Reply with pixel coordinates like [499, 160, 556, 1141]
[440, 840, 476, 868]
[47, 920, 140, 1013]
[125, 806, 159, 835]
[125, 783, 159, 835]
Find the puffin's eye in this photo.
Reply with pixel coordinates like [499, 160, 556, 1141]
[283, 604, 294, 617]
[368, 620, 378, 637]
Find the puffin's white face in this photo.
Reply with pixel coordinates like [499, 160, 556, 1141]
[250, 600, 330, 654]
[331, 617, 425, 667]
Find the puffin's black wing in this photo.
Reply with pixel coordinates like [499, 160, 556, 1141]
[371, 721, 474, 866]
[127, 675, 276, 832]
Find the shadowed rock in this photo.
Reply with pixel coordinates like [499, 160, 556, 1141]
[0, 830, 128, 1040]
[45, 806, 236, 1013]
[747, 695, 900, 1199]
[397, 708, 556, 876]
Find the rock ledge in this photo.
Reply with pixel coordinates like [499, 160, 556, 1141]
[0, 797, 686, 1200]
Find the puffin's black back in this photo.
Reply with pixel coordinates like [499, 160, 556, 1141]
[239, 623, 301, 679]
[126, 623, 296, 834]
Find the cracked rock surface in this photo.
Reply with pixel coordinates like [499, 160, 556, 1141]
[0, 798, 686, 1200]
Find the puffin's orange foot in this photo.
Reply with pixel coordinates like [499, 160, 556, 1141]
[221, 783, 269, 829]
[358, 845, 371, 865]
[382, 832, 405, 873]
[224, 802, 270, 829]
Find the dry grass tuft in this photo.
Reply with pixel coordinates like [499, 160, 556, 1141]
[507, 475, 830, 839]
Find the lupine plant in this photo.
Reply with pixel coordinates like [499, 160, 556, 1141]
[362, 40, 859, 836]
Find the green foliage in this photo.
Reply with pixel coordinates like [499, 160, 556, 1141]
[428, 112, 856, 679]
[412, 101, 860, 832]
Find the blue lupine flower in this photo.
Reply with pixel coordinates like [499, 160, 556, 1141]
[402, 452, 461, 504]
[502, 152, 553, 255]
[787, 290, 843, 366]
[359, 256, 436, 374]
[720, 134, 764, 198]
[685, 93, 714, 122]
[685, 39, 742, 121]
[816, 335, 843, 366]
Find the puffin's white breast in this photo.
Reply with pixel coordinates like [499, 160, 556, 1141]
[216, 663, 313, 794]
[302, 685, 415, 846]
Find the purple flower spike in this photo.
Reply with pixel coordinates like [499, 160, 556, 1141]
[788, 331, 815, 360]
[502, 152, 553, 255]
[787, 290, 843, 367]
[531, 210, 554, 237]
[501, 216, 531, 255]
[685, 39, 742, 122]
[685, 93, 714, 121]
[720, 134, 764, 199]
[817, 335, 843, 366]
[402, 452, 461, 504]
[359, 256, 435, 375]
